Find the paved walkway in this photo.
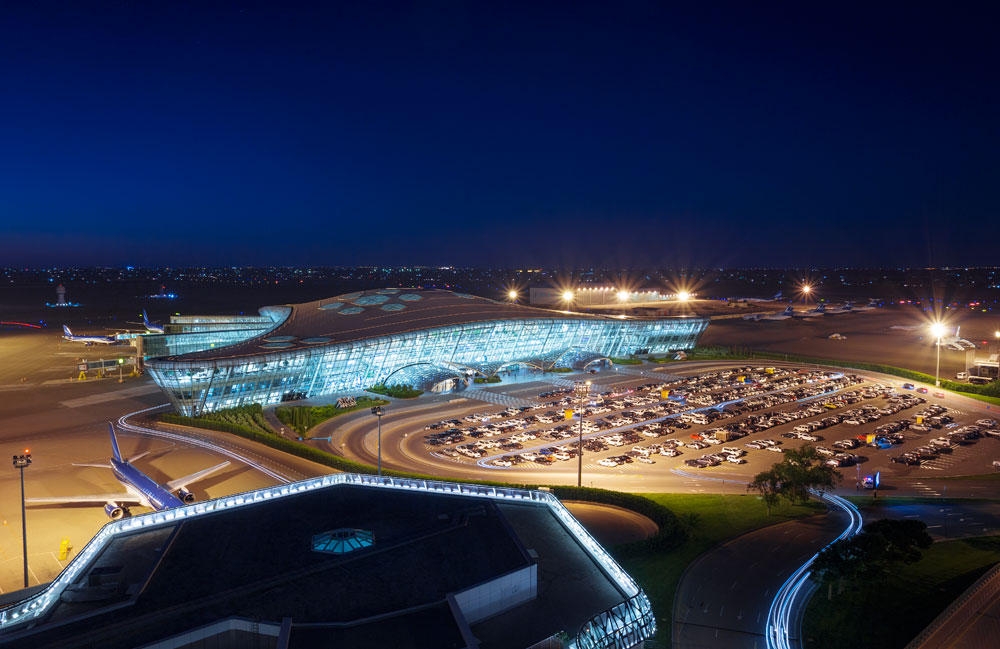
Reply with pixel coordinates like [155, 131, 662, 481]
[673, 511, 849, 649]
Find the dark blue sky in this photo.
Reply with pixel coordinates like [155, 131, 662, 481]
[2, 2, 997, 268]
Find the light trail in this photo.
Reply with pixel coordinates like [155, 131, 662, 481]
[117, 405, 294, 484]
[765, 490, 863, 649]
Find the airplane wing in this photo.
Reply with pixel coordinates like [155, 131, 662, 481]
[26, 493, 144, 506]
[165, 460, 231, 491]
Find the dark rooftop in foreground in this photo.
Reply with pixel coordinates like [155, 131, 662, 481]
[0, 477, 644, 649]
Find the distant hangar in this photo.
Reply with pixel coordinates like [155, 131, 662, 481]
[143, 288, 708, 416]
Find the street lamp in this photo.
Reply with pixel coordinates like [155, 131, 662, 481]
[994, 330, 1000, 378]
[370, 406, 385, 477]
[931, 322, 946, 387]
[575, 380, 591, 487]
[13, 450, 31, 588]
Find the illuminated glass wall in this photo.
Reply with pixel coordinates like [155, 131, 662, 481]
[146, 316, 708, 416]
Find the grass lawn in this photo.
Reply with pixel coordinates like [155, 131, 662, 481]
[615, 493, 824, 644]
[802, 536, 1000, 649]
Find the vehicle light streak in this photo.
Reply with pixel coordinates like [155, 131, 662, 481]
[765, 490, 863, 649]
[118, 405, 293, 484]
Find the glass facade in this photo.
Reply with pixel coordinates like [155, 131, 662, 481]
[145, 291, 708, 416]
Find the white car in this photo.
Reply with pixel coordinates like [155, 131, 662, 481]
[765, 445, 784, 453]
[597, 458, 619, 467]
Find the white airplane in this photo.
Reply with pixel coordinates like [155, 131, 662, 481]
[823, 302, 854, 315]
[742, 305, 794, 321]
[62, 324, 118, 345]
[792, 303, 825, 318]
[142, 309, 165, 334]
[761, 305, 795, 320]
[26, 423, 231, 520]
[935, 326, 976, 351]
[850, 299, 878, 311]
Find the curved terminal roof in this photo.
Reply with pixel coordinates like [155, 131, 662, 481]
[161, 288, 699, 362]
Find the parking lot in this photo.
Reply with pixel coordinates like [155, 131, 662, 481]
[413, 364, 1000, 486]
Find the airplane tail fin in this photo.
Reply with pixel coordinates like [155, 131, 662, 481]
[108, 422, 123, 462]
[63, 325, 72, 337]
[142, 309, 150, 326]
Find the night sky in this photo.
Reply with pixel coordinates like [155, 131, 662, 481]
[2, 2, 997, 269]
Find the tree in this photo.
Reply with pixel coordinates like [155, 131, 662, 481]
[811, 518, 934, 594]
[747, 468, 782, 515]
[747, 445, 841, 510]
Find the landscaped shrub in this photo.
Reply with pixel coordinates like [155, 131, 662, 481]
[368, 383, 423, 398]
[275, 396, 388, 436]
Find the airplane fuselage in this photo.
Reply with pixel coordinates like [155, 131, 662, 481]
[111, 459, 185, 510]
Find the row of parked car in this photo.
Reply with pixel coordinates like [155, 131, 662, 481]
[890, 418, 1000, 466]
[425, 366, 956, 475]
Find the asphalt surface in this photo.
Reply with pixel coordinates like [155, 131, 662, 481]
[3, 302, 1000, 649]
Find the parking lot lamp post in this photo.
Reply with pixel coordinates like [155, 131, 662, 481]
[931, 322, 946, 387]
[371, 406, 385, 477]
[995, 330, 1000, 378]
[575, 380, 591, 487]
[13, 450, 31, 588]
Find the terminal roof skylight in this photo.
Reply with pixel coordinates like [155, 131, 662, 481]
[312, 528, 375, 555]
[354, 294, 390, 306]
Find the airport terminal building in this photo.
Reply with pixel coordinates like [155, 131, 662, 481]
[143, 288, 709, 416]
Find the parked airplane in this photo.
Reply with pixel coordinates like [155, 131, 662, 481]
[935, 326, 976, 351]
[26, 423, 231, 519]
[142, 309, 164, 334]
[762, 305, 795, 320]
[62, 324, 118, 345]
[793, 303, 825, 318]
[823, 302, 854, 315]
[742, 305, 794, 321]
[850, 299, 878, 311]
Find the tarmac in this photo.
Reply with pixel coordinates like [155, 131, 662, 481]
[3, 296, 999, 647]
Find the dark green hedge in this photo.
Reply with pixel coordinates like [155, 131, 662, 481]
[275, 397, 388, 436]
[368, 383, 423, 398]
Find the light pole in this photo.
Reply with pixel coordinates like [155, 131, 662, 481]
[931, 322, 946, 387]
[13, 450, 31, 588]
[575, 380, 591, 487]
[994, 330, 1000, 378]
[371, 406, 384, 477]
